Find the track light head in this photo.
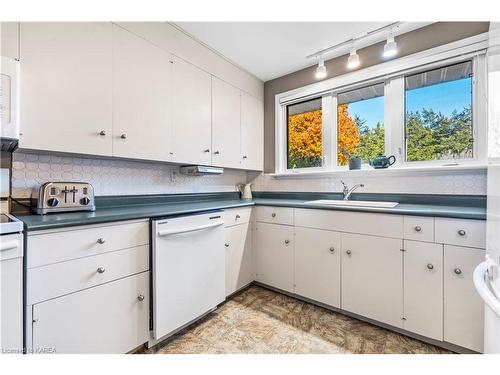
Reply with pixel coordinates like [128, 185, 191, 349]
[315, 56, 327, 79]
[383, 34, 398, 58]
[347, 48, 360, 69]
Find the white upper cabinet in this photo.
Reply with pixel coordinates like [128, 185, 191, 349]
[211, 77, 241, 169]
[240, 92, 263, 170]
[112, 25, 173, 161]
[1, 22, 19, 60]
[170, 56, 212, 165]
[19, 22, 113, 156]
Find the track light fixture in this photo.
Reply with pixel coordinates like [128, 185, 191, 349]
[315, 56, 327, 79]
[347, 48, 360, 69]
[383, 33, 398, 58]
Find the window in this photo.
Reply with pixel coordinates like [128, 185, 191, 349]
[405, 61, 473, 162]
[275, 38, 487, 175]
[337, 83, 385, 165]
[286, 98, 323, 169]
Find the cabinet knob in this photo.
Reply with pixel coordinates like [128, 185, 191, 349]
[329, 247, 335, 253]
[96, 267, 106, 274]
[284, 239, 290, 245]
[458, 229, 466, 236]
[271, 213, 276, 218]
[426, 263, 434, 270]
[120, 134, 127, 139]
[454, 268, 462, 275]
[235, 214, 241, 219]
[346, 250, 352, 255]
[224, 243, 230, 247]
[414, 226, 422, 232]
[242, 155, 248, 159]
[214, 150, 220, 155]
[97, 238, 105, 244]
[137, 294, 145, 302]
[99, 130, 106, 136]
[204, 149, 210, 153]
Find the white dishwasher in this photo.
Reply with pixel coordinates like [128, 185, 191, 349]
[151, 211, 225, 343]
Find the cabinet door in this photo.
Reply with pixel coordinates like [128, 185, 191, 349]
[32, 272, 149, 354]
[1, 257, 23, 353]
[254, 223, 294, 292]
[211, 77, 241, 169]
[1, 22, 19, 60]
[170, 56, 212, 165]
[19, 22, 113, 156]
[112, 25, 173, 161]
[294, 227, 341, 307]
[403, 240, 443, 341]
[224, 222, 253, 296]
[240, 93, 263, 170]
[444, 245, 485, 352]
[342, 233, 403, 328]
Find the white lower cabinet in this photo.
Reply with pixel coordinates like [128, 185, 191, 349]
[342, 233, 403, 328]
[403, 240, 443, 341]
[294, 227, 341, 308]
[254, 222, 294, 293]
[224, 222, 253, 296]
[444, 245, 485, 352]
[31, 271, 149, 354]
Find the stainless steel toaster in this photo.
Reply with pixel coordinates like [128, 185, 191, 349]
[34, 182, 95, 214]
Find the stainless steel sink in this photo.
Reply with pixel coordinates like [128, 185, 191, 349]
[304, 199, 399, 208]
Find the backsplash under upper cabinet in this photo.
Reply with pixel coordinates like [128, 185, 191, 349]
[11, 152, 247, 198]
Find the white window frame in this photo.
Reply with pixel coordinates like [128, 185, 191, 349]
[274, 32, 489, 176]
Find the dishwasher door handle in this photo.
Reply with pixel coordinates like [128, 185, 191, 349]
[157, 220, 224, 237]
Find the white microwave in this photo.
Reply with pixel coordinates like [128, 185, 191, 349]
[0, 56, 20, 151]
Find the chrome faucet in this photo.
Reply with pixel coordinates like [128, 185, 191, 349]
[341, 180, 365, 200]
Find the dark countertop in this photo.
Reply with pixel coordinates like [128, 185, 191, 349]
[15, 192, 486, 232]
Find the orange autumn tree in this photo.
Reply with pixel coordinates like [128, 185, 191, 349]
[287, 104, 360, 168]
[337, 103, 361, 165]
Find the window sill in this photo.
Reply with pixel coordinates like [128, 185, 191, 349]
[267, 163, 487, 178]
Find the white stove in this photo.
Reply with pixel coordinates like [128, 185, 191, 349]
[0, 213, 23, 235]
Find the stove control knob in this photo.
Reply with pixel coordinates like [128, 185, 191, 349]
[47, 198, 59, 207]
[80, 197, 91, 205]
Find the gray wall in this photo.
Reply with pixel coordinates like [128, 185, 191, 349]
[263, 22, 490, 172]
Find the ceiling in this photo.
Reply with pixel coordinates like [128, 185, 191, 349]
[174, 22, 431, 82]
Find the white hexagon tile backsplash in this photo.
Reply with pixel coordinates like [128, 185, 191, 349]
[11, 152, 248, 198]
[11, 152, 487, 198]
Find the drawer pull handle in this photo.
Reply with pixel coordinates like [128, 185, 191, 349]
[225, 243, 230, 247]
[99, 130, 106, 136]
[454, 268, 462, 275]
[271, 213, 276, 218]
[137, 294, 145, 302]
[414, 226, 422, 232]
[120, 133, 127, 139]
[346, 250, 352, 255]
[213, 150, 220, 155]
[97, 238, 105, 244]
[97, 267, 106, 274]
[329, 247, 335, 253]
[426, 263, 434, 270]
[204, 149, 210, 153]
[458, 229, 466, 236]
[235, 214, 241, 219]
[284, 239, 290, 245]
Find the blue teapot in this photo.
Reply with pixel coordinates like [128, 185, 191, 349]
[369, 154, 396, 169]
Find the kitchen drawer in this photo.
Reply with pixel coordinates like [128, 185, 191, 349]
[0, 233, 23, 261]
[295, 208, 403, 239]
[27, 220, 149, 268]
[403, 216, 435, 242]
[31, 271, 149, 354]
[254, 206, 294, 225]
[223, 207, 252, 227]
[27, 245, 149, 305]
[435, 218, 486, 249]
